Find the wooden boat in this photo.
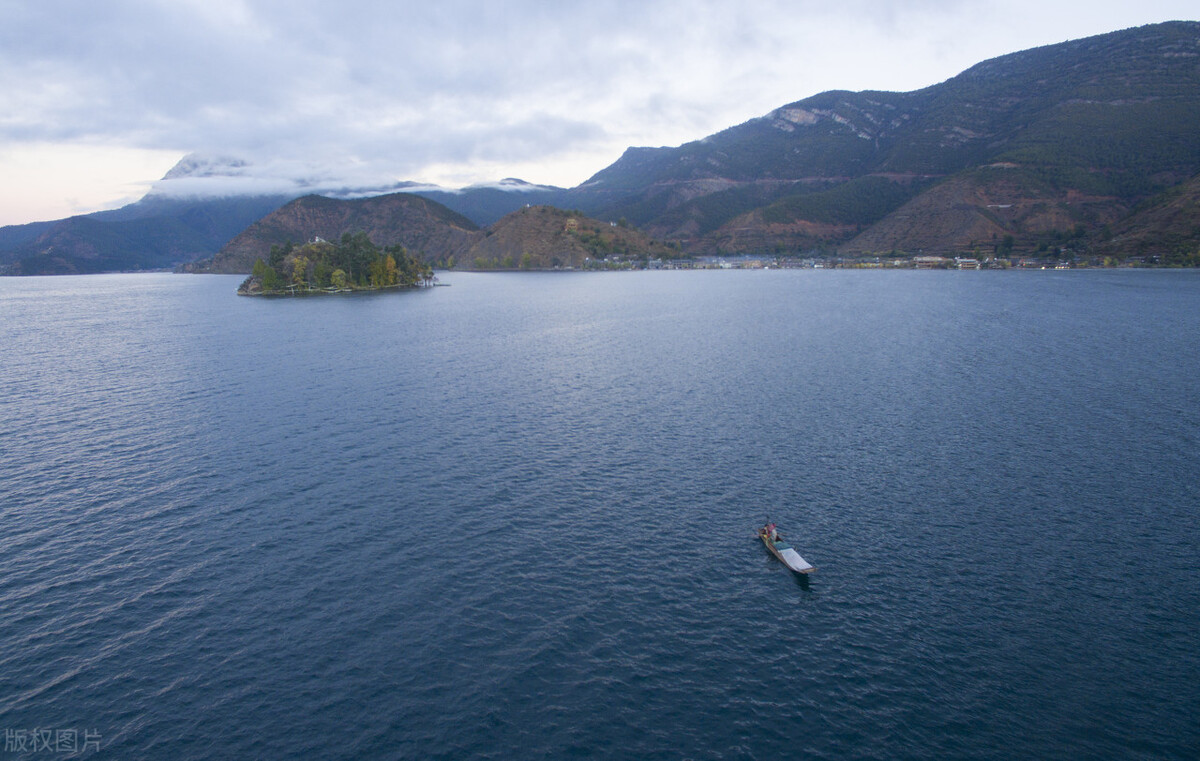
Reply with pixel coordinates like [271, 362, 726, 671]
[758, 524, 816, 574]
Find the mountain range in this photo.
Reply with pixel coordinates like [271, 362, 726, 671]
[200, 194, 673, 273]
[565, 20, 1200, 259]
[202, 194, 482, 274]
[2, 21, 1198, 274]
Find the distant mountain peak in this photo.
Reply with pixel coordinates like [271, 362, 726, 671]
[156, 154, 561, 205]
[161, 154, 252, 180]
[461, 178, 565, 193]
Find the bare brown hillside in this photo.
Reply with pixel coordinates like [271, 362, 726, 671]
[465, 206, 674, 268]
[841, 171, 1128, 256]
[205, 193, 481, 273]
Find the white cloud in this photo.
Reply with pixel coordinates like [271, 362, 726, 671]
[0, 0, 1196, 224]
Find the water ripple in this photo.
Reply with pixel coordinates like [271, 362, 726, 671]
[1, 272, 1198, 759]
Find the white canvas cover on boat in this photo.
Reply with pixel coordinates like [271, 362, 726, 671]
[779, 547, 815, 573]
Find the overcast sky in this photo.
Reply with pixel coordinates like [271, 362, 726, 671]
[1, 0, 1196, 226]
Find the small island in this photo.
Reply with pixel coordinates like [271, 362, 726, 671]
[238, 232, 434, 296]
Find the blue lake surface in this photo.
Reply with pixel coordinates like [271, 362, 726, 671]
[1, 270, 1198, 759]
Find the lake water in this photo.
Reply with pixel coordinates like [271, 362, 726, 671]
[1, 270, 1197, 760]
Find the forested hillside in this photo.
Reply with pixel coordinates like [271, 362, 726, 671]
[565, 21, 1200, 259]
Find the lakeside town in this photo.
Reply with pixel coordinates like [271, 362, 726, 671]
[580, 253, 1172, 271]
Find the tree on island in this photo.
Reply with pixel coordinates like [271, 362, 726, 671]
[239, 233, 429, 295]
